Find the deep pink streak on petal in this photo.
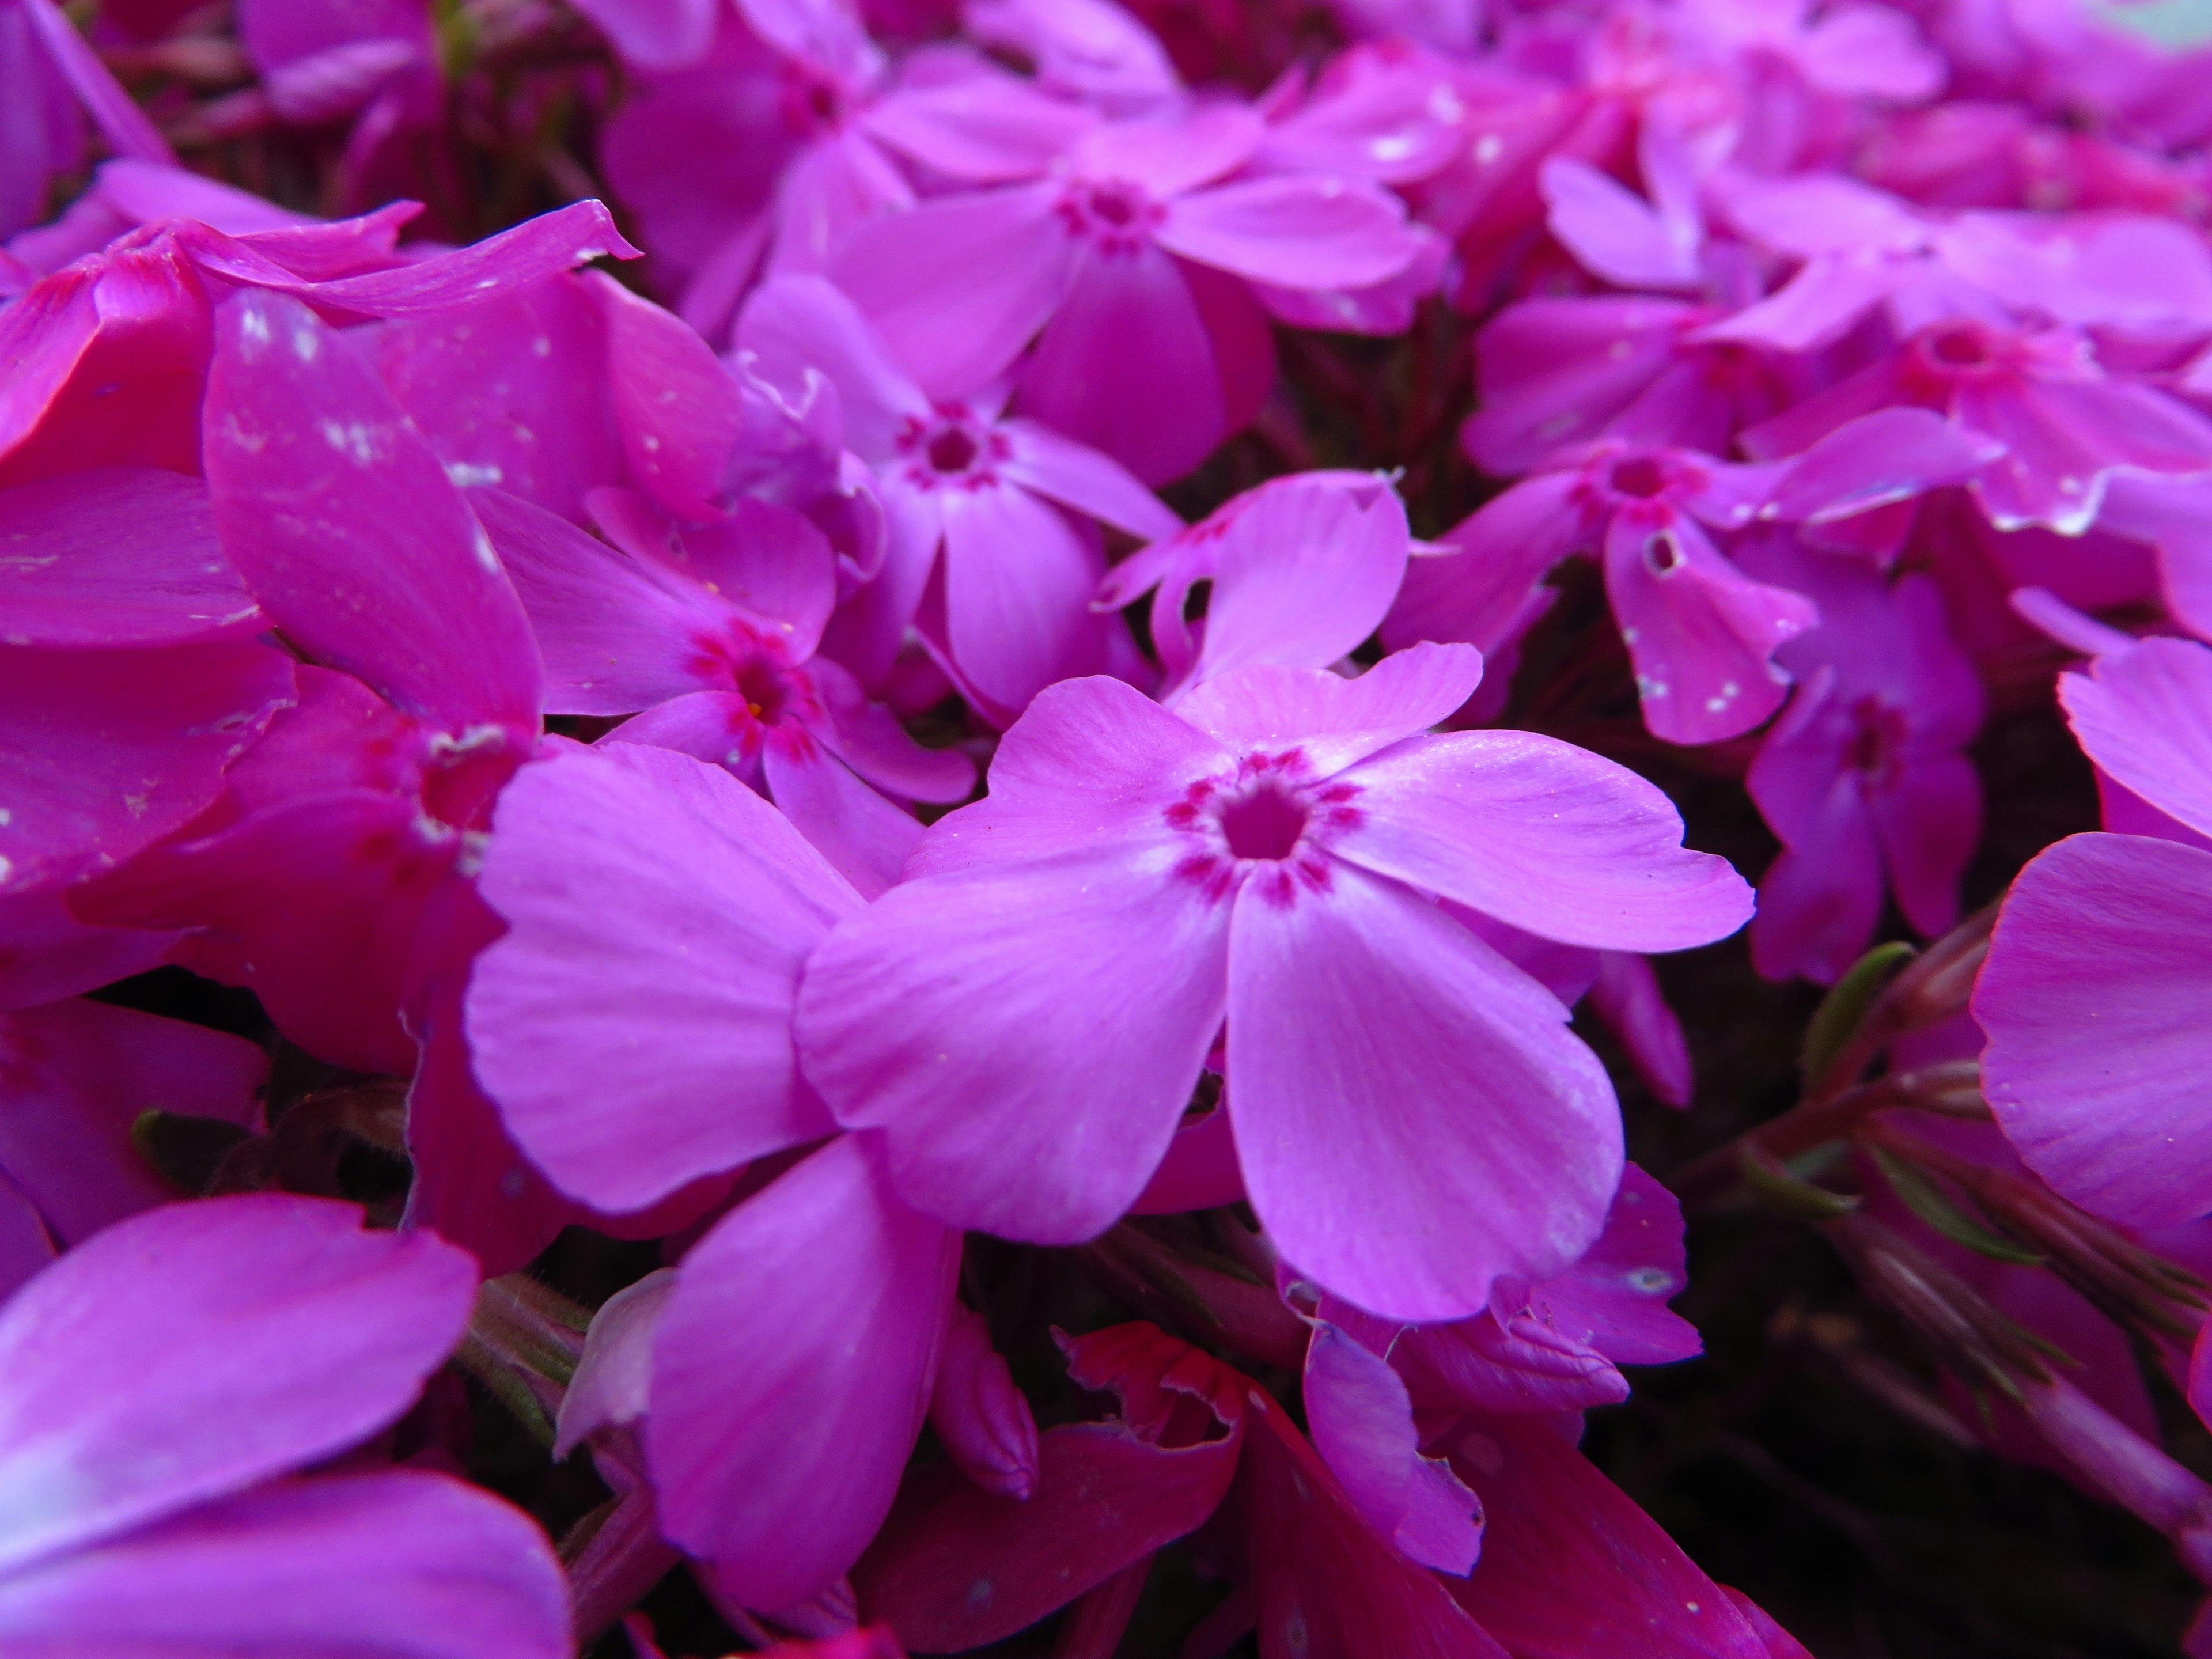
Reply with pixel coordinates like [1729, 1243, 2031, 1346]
[1157, 175, 1422, 291]
[797, 846, 1231, 1243]
[468, 743, 851, 1214]
[2060, 638, 2212, 842]
[0, 468, 258, 646]
[1016, 240, 1227, 489]
[205, 291, 541, 736]
[1229, 862, 1622, 1322]
[906, 673, 1225, 877]
[1332, 728, 1753, 952]
[830, 185, 1077, 401]
[1172, 643, 1483, 778]
[761, 738, 923, 900]
[0, 999, 264, 1250]
[649, 1134, 959, 1610]
[1976, 832, 2212, 1226]
[0, 1471, 569, 1659]
[940, 479, 1111, 714]
[0, 1194, 476, 1575]
[1449, 1414, 1776, 1659]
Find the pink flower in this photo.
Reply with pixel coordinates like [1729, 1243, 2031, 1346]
[1737, 537, 1983, 982]
[796, 643, 1752, 1320]
[737, 273, 1177, 718]
[1976, 635, 2212, 1226]
[0, 1194, 567, 1657]
[828, 102, 1428, 482]
[1385, 438, 1817, 745]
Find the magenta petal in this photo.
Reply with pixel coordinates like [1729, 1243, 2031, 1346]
[1748, 772, 1885, 985]
[0, 1471, 567, 1659]
[1589, 952, 1694, 1108]
[799, 845, 1230, 1241]
[940, 479, 1111, 713]
[1382, 474, 1585, 657]
[206, 291, 542, 735]
[1229, 863, 1622, 1321]
[927, 1303, 1041, 1502]
[995, 416, 1181, 541]
[648, 1134, 960, 1609]
[1015, 240, 1228, 487]
[907, 674, 1225, 877]
[0, 888, 177, 1013]
[0, 639, 294, 895]
[2059, 638, 2212, 842]
[594, 273, 747, 524]
[1181, 472, 1411, 689]
[1866, 749, 1979, 940]
[0, 1171, 53, 1305]
[1172, 643, 1484, 778]
[736, 274, 926, 459]
[1333, 729, 1753, 952]
[1449, 1414, 1775, 1659]
[469, 743, 850, 1211]
[470, 484, 743, 714]
[1157, 175, 1420, 291]
[0, 468, 258, 645]
[0, 999, 264, 1249]
[1977, 832, 2212, 1226]
[1601, 512, 1815, 745]
[762, 738, 923, 900]
[810, 657, 976, 805]
[568, 0, 719, 67]
[1304, 1323, 1481, 1575]
[1766, 407, 1996, 527]
[1540, 156, 1700, 290]
[830, 185, 1077, 400]
[0, 1194, 475, 1573]
[1520, 1164, 1700, 1366]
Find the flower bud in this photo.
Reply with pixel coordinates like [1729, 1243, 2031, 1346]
[927, 1304, 1040, 1501]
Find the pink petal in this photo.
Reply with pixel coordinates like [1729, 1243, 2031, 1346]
[206, 291, 542, 736]
[1179, 472, 1412, 691]
[996, 417, 1181, 541]
[2060, 637, 2212, 842]
[762, 738, 923, 900]
[1589, 952, 1694, 1108]
[372, 273, 627, 526]
[1228, 862, 1622, 1321]
[1382, 474, 1586, 657]
[940, 479, 1113, 713]
[1332, 729, 1755, 952]
[1463, 297, 1704, 476]
[555, 1268, 674, 1457]
[0, 888, 177, 1013]
[1156, 175, 1422, 291]
[0, 1470, 567, 1659]
[1518, 1164, 1700, 1366]
[649, 1135, 960, 1609]
[859, 74, 1096, 184]
[1172, 643, 1485, 778]
[1232, 1387, 1509, 1658]
[0, 1194, 476, 1573]
[468, 743, 853, 1213]
[0, 1169, 52, 1305]
[1448, 1415, 1777, 1659]
[1016, 239, 1228, 488]
[1976, 832, 2212, 1225]
[1601, 512, 1815, 745]
[1867, 751, 1980, 939]
[736, 274, 926, 459]
[906, 673, 1226, 876]
[1766, 406, 1998, 527]
[568, 0, 719, 67]
[17, 0, 173, 166]
[0, 468, 258, 646]
[1748, 772, 1885, 984]
[927, 1304, 1041, 1501]
[593, 272, 749, 524]
[0, 639, 294, 895]
[1131, 1107, 1246, 1214]
[830, 185, 1078, 400]
[1304, 1323, 1482, 1574]
[798, 845, 1230, 1241]
[0, 999, 264, 1249]
[1539, 156, 1700, 290]
[809, 656, 976, 805]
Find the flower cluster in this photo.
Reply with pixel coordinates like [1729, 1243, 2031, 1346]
[9, 0, 2212, 1650]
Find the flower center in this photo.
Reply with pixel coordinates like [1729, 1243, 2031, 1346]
[1056, 177, 1162, 252]
[1844, 694, 1906, 782]
[1164, 752, 1363, 907]
[1924, 324, 1988, 369]
[927, 426, 979, 474]
[735, 655, 793, 724]
[1609, 455, 1669, 498]
[1217, 781, 1309, 861]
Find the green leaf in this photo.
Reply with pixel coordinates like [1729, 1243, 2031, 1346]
[1738, 1141, 1861, 1221]
[1867, 1143, 2044, 1266]
[1802, 941, 1918, 1086]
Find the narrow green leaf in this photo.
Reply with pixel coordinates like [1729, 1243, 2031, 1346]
[1867, 1143, 2044, 1266]
[1802, 940, 1918, 1085]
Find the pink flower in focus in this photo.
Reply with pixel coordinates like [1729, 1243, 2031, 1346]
[797, 643, 1752, 1320]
